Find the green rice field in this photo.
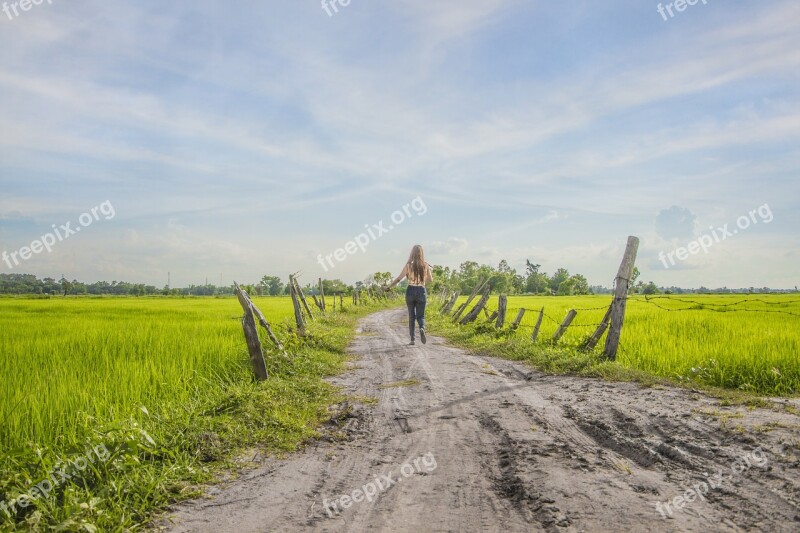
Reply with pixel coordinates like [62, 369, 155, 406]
[494, 294, 800, 395]
[0, 292, 797, 529]
[0, 296, 296, 452]
[0, 295, 366, 530]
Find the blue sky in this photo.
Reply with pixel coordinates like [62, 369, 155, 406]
[1, 0, 798, 288]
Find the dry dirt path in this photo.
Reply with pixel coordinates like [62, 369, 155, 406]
[163, 308, 800, 532]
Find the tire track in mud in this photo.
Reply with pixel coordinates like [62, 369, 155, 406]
[163, 309, 800, 533]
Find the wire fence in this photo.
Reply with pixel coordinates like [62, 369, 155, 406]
[628, 295, 800, 317]
[442, 291, 800, 349]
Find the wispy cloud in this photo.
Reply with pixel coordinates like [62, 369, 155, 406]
[0, 0, 797, 287]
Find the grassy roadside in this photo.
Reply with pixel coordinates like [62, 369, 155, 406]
[0, 299, 393, 532]
[427, 305, 791, 409]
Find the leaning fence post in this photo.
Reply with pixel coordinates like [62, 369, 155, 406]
[235, 283, 284, 351]
[289, 280, 307, 336]
[453, 277, 487, 322]
[318, 278, 326, 312]
[603, 236, 640, 361]
[552, 309, 578, 343]
[292, 275, 314, 320]
[531, 306, 545, 341]
[459, 286, 491, 325]
[583, 305, 612, 352]
[441, 291, 460, 315]
[495, 295, 508, 328]
[233, 282, 269, 380]
[511, 308, 526, 330]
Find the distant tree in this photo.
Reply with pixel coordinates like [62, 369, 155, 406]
[60, 277, 72, 296]
[260, 275, 284, 296]
[569, 274, 590, 295]
[487, 260, 520, 294]
[524, 260, 544, 293]
[642, 282, 660, 295]
[549, 268, 570, 293]
[556, 278, 577, 295]
[430, 265, 456, 293]
[322, 278, 349, 294]
[371, 272, 392, 288]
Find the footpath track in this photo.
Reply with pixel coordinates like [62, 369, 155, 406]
[164, 309, 800, 532]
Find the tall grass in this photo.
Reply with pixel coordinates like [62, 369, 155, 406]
[0, 297, 294, 450]
[0, 296, 385, 531]
[439, 294, 800, 395]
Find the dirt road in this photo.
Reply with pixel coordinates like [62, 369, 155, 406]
[163, 309, 800, 532]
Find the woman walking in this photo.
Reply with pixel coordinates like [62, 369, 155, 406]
[385, 244, 433, 345]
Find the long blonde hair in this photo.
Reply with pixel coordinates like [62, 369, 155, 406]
[407, 245, 427, 283]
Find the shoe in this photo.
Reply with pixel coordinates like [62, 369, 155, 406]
[420, 328, 427, 344]
[408, 340, 415, 346]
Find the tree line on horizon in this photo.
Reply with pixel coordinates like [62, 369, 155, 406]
[0, 261, 789, 296]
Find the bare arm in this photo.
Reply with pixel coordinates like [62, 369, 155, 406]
[387, 264, 408, 289]
[425, 263, 433, 283]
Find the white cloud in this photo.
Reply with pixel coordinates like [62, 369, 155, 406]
[426, 238, 469, 255]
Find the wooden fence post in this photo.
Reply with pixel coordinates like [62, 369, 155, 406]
[583, 305, 612, 351]
[496, 295, 508, 328]
[552, 309, 578, 343]
[531, 306, 545, 341]
[603, 236, 640, 361]
[459, 286, 491, 325]
[441, 291, 460, 315]
[453, 277, 487, 322]
[235, 282, 285, 354]
[289, 280, 306, 336]
[291, 275, 314, 320]
[233, 283, 269, 380]
[511, 308, 526, 330]
[319, 278, 326, 311]
[487, 310, 499, 323]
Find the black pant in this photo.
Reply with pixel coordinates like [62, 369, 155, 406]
[405, 286, 426, 341]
